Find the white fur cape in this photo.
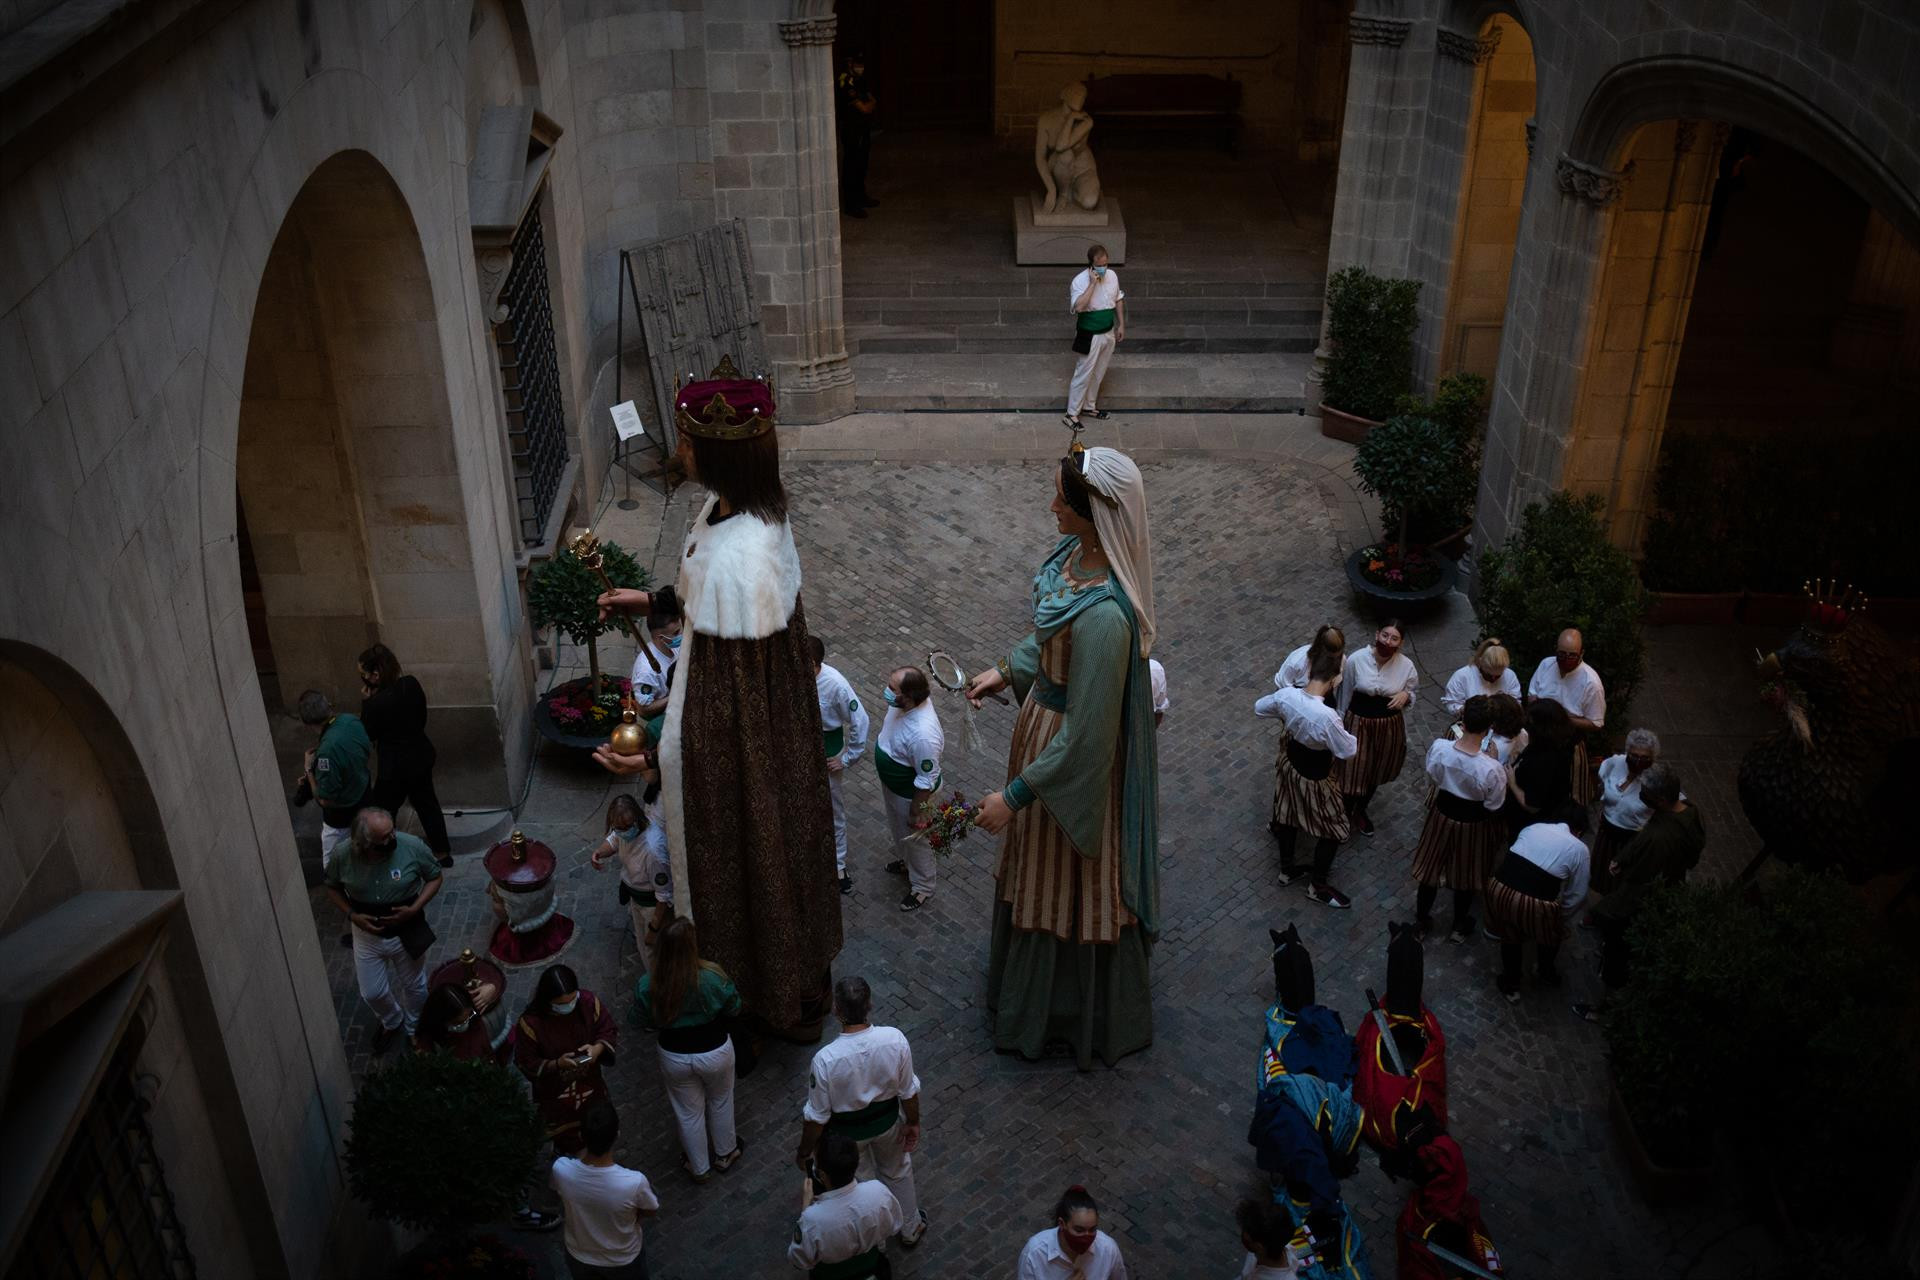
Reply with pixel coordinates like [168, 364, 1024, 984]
[657, 495, 803, 920]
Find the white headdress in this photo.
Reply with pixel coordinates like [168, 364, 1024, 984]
[1076, 446, 1155, 658]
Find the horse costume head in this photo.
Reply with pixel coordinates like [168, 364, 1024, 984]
[1384, 920, 1425, 1019]
[1270, 924, 1314, 1013]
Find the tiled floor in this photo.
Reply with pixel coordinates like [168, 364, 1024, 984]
[308, 418, 1782, 1278]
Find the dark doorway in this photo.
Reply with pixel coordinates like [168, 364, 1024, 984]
[235, 494, 281, 713]
[833, 0, 994, 133]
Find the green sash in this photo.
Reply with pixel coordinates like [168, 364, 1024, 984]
[1076, 307, 1116, 334]
[823, 726, 845, 760]
[812, 1247, 884, 1280]
[873, 745, 920, 800]
[825, 1096, 900, 1141]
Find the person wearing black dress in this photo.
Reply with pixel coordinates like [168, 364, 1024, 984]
[359, 644, 452, 867]
[1504, 697, 1576, 836]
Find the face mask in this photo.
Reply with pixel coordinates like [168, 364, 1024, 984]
[550, 997, 578, 1017]
[1062, 1227, 1097, 1254]
[616, 825, 641, 841]
[882, 687, 899, 707]
[666, 635, 682, 650]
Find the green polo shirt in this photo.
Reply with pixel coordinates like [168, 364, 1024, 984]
[314, 714, 372, 809]
[325, 831, 441, 907]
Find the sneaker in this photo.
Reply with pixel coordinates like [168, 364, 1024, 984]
[512, 1208, 560, 1232]
[899, 891, 932, 913]
[839, 875, 854, 896]
[1354, 813, 1375, 838]
[1446, 915, 1476, 945]
[900, 1210, 929, 1248]
[884, 859, 907, 876]
[1306, 883, 1352, 910]
[1277, 865, 1305, 887]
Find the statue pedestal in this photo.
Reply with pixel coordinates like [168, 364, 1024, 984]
[1014, 195, 1126, 265]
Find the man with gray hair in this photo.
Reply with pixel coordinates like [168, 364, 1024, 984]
[323, 807, 442, 1052]
[793, 976, 928, 1249]
[296, 688, 372, 874]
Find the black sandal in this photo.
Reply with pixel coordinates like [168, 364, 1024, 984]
[1084, 409, 1111, 420]
[714, 1137, 746, 1172]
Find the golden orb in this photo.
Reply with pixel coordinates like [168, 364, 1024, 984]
[608, 710, 644, 755]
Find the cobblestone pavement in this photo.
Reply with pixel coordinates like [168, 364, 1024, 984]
[310, 432, 1777, 1278]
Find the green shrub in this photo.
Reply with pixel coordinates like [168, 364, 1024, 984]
[1475, 491, 1648, 729]
[345, 1051, 546, 1235]
[528, 539, 649, 696]
[1372, 370, 1490, 542]
[1354, 415, 1479, 555]
[1321, 266, 1420, 422]
[1605, 869, 1915, 1211]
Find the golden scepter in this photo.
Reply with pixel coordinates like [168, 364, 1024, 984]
[568, 528, 651, 755]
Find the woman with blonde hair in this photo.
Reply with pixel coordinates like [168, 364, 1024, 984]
[633, 919, 744, 1182]
[1441, 637, 1521, 718]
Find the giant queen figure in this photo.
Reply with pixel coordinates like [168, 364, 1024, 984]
[595, 359, 842, 1040]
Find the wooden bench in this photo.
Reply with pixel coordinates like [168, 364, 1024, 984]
[1083, 73, 1243, 153]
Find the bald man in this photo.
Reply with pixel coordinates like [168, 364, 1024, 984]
[1527, 628, 1606, 806]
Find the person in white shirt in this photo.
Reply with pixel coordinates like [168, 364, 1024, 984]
[1255, 648, 1359, 908]
[1233, 1198, 1302, 1278]
[1335, 619, 1421, 837]
[550, 1100, 659, 1280]
[627, 588, 683, 719]
[1486, 802, 1591, 1003]
[1411, 696, 1509, 943]
[589, 792, 671, 970]
[1064, 246, 1126, 429]
[788, 1130, 903, 1276]
[812, 636, 871, 895]
[1148, 657, 1169, 728]
[875, 666, 944, 913]
[1526, 627, 1606, 806]
[1018, 1185, 1128, 1280]
[1483, 692, 1528, 765]
[794, 977, 928, 1248]
[1271, 624, 1346, 699]
[1590, 727, 1661, 892]
[1440, 637, 1522, 717]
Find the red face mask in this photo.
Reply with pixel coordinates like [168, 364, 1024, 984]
[1062, 1226, 1097, 1255]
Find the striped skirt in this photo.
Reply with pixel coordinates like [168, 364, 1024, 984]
[1410, 793, 1506, 890]
[1486, 881, 1565, 945]
[1571, 740, 1595, 808]
[1589, 817, 1638, 892]
[1271, 741, 1350, 843]
[1335, 711, 1407, 795]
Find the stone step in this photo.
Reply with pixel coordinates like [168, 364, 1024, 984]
[849, 325, 1318, 355]
[845, 274, 1325, 303]
[846, 298, 1322, 324]
[850, 351, 1312, 413]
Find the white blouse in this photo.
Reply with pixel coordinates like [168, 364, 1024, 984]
[1509, 822, 1592, 916]
[1485, 728, 1529, 765]
[1256, 687, 1358, 757]
[1273, 644, 1312, 690]
[1441, 663, 1522, 716]
[1338, 647, 1419, 713]
[1424, 738, 1507, 809]
[1596, 754, 1654, 831]
[1528, 658, 1606, 726]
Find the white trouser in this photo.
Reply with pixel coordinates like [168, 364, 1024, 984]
[320, 823, 350, 872]
[351, 924, 426, 1033]
[828, 767, 848, 876]
[624, 891, 653, 975]
[658, 1040, 737, 1175]
[857, 1118, 921, 1230]
[1067, 330, 1117, 417]
[883, 790, 937, 896]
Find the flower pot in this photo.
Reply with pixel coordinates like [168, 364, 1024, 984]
[1608, 1082, 1716, 1207]
[1344, 547, 1457, 616]
[532, 675, 626, 750]
[1318, 403, 1381, 444]
[1644, 591, 1742, 626]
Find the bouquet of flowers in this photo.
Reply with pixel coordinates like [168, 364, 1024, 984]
[911, 791, 980, 856]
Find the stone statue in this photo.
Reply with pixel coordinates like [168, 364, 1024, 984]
[1035, 82, 1101, 214]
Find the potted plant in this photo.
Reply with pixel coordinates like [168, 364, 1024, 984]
[1601, 870, 1915, 1218]
[1318, 265, 1420, 443]
[1344, 410, 1474, 610]
[527, 539, 649, 747]
[345, 1051, 546, 1276]
[1389, 371, 1488, 556]
[1475, 490, 1648, 732]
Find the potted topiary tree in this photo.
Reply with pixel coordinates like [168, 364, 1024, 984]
[1347, 413, 1473, 610]
[1390, 370, 1488, 555]
[527, 539, 650, 747]
[345, 1050, 546, 1277]
[1318, 265, 1421, 444]
[1474, 490, 1649, 732]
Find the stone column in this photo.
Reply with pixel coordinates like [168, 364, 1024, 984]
[1471, 147, 1629, 553]
[773, 12, 855, 423]
[1407, 24, 1503, 387]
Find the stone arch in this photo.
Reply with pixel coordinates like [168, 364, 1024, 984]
[1566, 56, 1920, 249]
[0, 642, 286, 1273]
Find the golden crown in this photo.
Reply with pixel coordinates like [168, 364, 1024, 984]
[675, 354, 775, 441]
